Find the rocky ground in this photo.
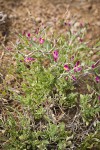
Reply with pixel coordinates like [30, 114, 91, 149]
[0, 0, 100, 44]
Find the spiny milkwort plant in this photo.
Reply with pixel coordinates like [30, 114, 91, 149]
[1, 22, 100, 150]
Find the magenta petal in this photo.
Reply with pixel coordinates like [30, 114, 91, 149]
[70, 56, 74, 61]
[72, 75, 76, 81]
[75, 61, 80, 67]
[79, 38, 83, 42]
[98, 96, 100, 101]
[95, 76, 100, 83]
[68, 22, 71, 26]
[74, 67, 82, 72]
[26, 33, 31, 38]
[53, 50, 59, 62]
[92, 64, 95, 68]
[64, 64, 70, 71]
[39, 38, 44, 44]
[33, 37, 37, 41]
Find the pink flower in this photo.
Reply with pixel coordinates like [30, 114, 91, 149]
[77, 37, 83, 42]
[79, 38, 83, 42]
[98, 96, 100, 101]
[74, 61, 82, 72]
[70, 56, 74, 61]
[95, 76, 100, 83]
[74, 67, 82, 72]
[64, 64, 70, 71]
[72, 75, 76, 81]
[75, 61, 80, 67]
[92, 64, 96, 69]
[39, 38, 44, 44]
[24, 57, 35, 63]
[68, 22, 71, 26]
[64, 22, 67, 26]
[33, 37, 37, 41]
[52, 50, 59, 62]
[26, 33, 31, 38]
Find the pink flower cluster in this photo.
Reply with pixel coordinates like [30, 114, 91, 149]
[63, 61, 82, 81]
[22, 31, 100, 93]
[23, 30, 45, 44]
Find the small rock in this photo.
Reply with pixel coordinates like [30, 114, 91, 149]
[96, 21, 100, 26]
[92, 55, 99, 61]
[35, 17, 42, 23]
[0, 12, 7, 25]
[9, 14, 19, 19]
